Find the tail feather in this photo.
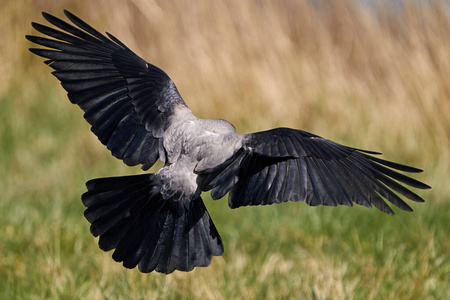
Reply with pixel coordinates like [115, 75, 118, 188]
[81, 174, 224, 274]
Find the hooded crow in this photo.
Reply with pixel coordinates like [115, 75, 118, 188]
[26, 10, 430, 274]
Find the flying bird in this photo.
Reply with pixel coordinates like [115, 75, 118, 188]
[27, 10, 430, 274]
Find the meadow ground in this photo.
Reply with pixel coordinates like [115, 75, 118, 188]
[1, 0, 449, 299]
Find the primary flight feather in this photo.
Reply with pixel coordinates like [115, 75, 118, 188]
[27, 10, 430, 274]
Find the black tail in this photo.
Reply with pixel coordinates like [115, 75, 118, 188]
[81, 174, 224, 274]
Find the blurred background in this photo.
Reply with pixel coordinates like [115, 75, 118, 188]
[1, 0, 449, 299]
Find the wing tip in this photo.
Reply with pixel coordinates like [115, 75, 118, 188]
[63, 9, 75, 19]
[25, 35, 34, 43]
[41, 11, 59, 24]
[418, 183, 432, 190]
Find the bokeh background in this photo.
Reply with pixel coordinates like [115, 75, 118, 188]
[1, 0, 449, 299]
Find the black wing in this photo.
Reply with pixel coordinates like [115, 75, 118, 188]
[200, 128, 430, 215]
[26, 10, 188, 170]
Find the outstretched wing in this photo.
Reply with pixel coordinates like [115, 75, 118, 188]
[200, 128, 430, 215]
[26, 10, 189, 170]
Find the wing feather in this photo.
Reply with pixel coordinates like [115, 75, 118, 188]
[27, 10, 191, 170]
[199, 128, 430, 214]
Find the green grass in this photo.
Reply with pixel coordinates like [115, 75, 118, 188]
[2, 1, 450, 299]
[1, 81, 448, 300]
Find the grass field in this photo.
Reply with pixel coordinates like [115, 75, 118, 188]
[2, 0, 449, 299]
